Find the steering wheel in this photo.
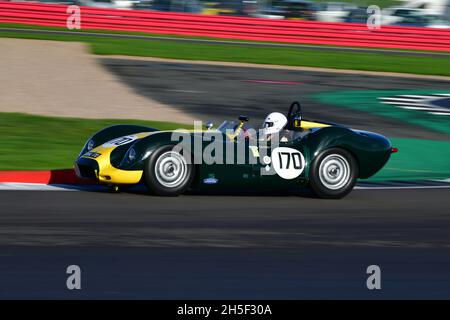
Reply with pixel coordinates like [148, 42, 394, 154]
[286, 101, 302, 130]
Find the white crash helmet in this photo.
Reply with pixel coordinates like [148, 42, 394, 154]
[261, 112, 288, 136]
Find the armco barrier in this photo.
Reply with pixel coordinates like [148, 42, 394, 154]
[1, 1, 450, 51]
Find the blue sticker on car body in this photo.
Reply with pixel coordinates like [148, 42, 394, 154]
[203, 178, 218, 185]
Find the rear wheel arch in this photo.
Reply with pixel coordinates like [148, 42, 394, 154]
[335, 146, 361, 178]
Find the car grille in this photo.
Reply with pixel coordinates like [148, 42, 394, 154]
[74, 158, 99, 180]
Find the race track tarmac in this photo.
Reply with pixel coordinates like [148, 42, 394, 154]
[0, 188, 449, 299]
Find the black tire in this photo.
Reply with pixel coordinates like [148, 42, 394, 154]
[144, 145, 194, 196]
[309, 148, 358, 199]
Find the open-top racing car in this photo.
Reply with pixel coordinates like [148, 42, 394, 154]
[75, 102, 396, 198]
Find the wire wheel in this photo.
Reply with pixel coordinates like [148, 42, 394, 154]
[309, 148, 358, 199]
[318, 154, 351, 190]
[144, 145, 194, 196]
[154, 151, 188, 188]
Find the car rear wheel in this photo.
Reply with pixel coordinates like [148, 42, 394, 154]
[309, 148, 358, 199]
[144, 145, 194, 196]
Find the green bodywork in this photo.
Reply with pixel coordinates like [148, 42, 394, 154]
[76, 121, 393, 191]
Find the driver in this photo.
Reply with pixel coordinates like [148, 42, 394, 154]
[261, 112, 291, 142]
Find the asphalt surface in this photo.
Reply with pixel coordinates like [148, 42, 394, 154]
[100, 58, 450, 140]
[0, 188, 450, 299]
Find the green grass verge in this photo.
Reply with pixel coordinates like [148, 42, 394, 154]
[1, 26, 450, 76]
[317, 90, 450, 135]
[0, 22, 416, 50]
[0, 113, 188, 170]
[0, 113, 448, 182]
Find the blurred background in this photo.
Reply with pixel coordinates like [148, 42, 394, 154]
[7, 0, 450, 28]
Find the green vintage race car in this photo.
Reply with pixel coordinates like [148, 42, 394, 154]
[74, 102, 396, 198]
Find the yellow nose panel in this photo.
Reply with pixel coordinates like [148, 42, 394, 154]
[81, 132, 152, 184]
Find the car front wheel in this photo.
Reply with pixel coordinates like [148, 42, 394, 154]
[144, 145, 194, 196]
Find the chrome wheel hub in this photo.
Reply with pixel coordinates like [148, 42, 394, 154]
[154, 151, 187, 188]
[318, 154, 350, 190]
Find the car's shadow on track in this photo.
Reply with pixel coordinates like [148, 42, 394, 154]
[68, 183, 320, 199]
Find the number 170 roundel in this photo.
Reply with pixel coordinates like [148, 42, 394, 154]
[271, 147, 305, 180]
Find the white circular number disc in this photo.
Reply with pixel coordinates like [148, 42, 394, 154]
[271, 147, 305, 180]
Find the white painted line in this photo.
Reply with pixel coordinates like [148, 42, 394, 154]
[401, 106, 449, 112]
[379, 101, 450, 112]
[380, 101, 430, 106]
[0, 183, 76, 191]
[430, 112, 450, 116]
[355, 185, 450, 190]
[0, 183, 106, 191]
[396, 95, 435, 99]
[380, 97, 426, 102]
[398, 106, 439, 110]
[379, 102, 431, 107]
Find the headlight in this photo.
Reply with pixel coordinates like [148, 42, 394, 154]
[79, 139, 95, 157]
[128, 148, 136, 162]
[87, 139, 95, 151]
